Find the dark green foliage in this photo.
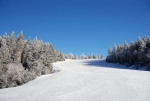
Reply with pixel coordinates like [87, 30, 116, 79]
[106, 36, 150, 70]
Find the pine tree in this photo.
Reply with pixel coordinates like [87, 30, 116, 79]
[123, 41, 129, 51]
[22, 38, 31, 68]
[143, 35, 147, 43]
[60, 52, 65, 61]
[137, 36, 146, 51]
[136, 37, 146, 66]
[89, 53, 94, 59]
[108, 47, 112, 55]
[74, 54, 78, 59]
[112, 43, 117, 53]
[9, 31, 16, 62]
[80, 53, 85, 59]
[0, 33, 11, 75]
[14, 32, 24, 63]
[67, 53, 74, 59]
[0, 34, 11, 65]
[112, 44, 117, 63]
[129, 41, 136, 52]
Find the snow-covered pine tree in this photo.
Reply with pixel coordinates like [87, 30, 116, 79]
[0, 33, 11, 72]
[74, 54, 78, 59]
[143, 35, 147, 43]
[106, 47, 112, 62]
[112, 43, 117, 53]
[60, 52, 65, 61]
[22, 38, 31, 69]
[80, 53, 85, 59]
[2, 34, 11, 64]
[9, 31, 17, 62]
[68, 53, 74, 59]
[112, 43, 118, 63]
[136, 37, 146, 66]
[136, 36, 146, 51]
[55, 50, 65, 61]
[14, 31, 25, 63]
[47, 43, 57, 62]
[108, 46, 112, 55]
[89, 53, 94, 59]
[122, 41, 129, 64]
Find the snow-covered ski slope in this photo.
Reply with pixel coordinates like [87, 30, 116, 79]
[0, 59, 150, 101]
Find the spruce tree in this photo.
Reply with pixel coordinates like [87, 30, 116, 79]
[22, 38, 31, 69]
[80, 53, 85, 59]
[15, 32, 24, 63]
[9, 31, 16, 62]
[0, 34, 11, 65]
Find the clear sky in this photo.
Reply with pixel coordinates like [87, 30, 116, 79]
[0, 0, 150, 57]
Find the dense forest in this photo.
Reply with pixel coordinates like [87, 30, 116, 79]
[106, 36, 150, 70]
[0, 32, 103, 89]
[0, 31, 65, 88]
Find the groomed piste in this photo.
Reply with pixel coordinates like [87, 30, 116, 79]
[0, 59, 150, 101]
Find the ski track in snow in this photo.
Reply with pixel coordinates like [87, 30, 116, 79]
[0, 59, 150, 101]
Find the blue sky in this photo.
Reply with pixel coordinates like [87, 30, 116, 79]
[0, 0, 150, 57]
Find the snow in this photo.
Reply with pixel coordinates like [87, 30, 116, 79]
[0, 59, 150, 101]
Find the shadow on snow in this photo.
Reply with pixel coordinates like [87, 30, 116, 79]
[82, 59, 147, 71]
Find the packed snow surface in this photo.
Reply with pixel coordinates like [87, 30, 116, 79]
[0, 59, 150, 101]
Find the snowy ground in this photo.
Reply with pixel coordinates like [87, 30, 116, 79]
[0, 59, 150, 101]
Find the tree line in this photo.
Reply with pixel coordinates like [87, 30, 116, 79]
[106, 36, 150, 70]
[0, 32, 102, 88]
[0, 31, 66, 88]
[64, 53, 104, 59]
